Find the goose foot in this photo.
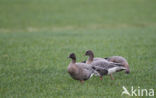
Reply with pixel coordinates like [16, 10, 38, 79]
[100, 76, 103, 80]
[110, 74, 114, 80]
[80, 80, 84, 84]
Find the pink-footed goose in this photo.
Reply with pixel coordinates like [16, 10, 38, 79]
[67, 53, 94, 83]
[84, 50, 126, 80]
[82, 50, 130, 74]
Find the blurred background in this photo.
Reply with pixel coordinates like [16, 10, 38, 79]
[0, 0, 155, 98]
[0, 0, 156, 32]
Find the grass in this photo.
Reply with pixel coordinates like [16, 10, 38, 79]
[0, 0, 156, 98]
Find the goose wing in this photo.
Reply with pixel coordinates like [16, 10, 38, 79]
[93, 57, 108, 62]
[76, 63, 99, 77]
[91, 60, 114, 68]
[76, 63, 93, 70]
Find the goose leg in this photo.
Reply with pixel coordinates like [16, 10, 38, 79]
[100, 76, 103, 80]
[110, 74, 114, 80]
[80, 80, 84, 84]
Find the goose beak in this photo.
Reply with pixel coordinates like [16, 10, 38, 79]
[125, 67, 130, 74]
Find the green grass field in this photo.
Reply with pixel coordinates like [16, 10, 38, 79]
[0, 0, 156, 97]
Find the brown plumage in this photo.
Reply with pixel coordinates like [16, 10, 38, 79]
[84, 50, 126, 80]
[84, 50, 130, 74]
[67, 53, 94, 83]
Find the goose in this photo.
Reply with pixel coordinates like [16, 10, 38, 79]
[67, 53, 94, 83]
[104, 56, 130, 74]
[82, 50, 130, 74]
[84, 50, 126, 80]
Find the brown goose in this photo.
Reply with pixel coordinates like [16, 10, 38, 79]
[82, 50, 130, 74]
[84, 50, 126, 80]
[67, 53, 94, 83]
[104, 56, 130, 74]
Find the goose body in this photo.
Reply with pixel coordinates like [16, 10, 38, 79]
[91, 60, 127, 76]
[67, 53, 94, 83]
[68, 63, 94, 80]
[91, 57, 108, 62]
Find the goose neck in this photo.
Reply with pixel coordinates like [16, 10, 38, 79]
[88, 55, 94, 62]
[71, 58, 76, 63]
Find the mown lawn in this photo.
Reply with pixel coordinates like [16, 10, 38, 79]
[0, 0, 156, 98]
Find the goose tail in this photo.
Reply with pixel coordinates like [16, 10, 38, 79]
[114, 66, 127, 73]
[108, 66, 127, 74]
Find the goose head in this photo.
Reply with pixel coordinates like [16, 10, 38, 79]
[68, 53, 76, 60]
[85, 50, 94, 57]
[85, 50, 94, 63]
[125, 67, 130, 74]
